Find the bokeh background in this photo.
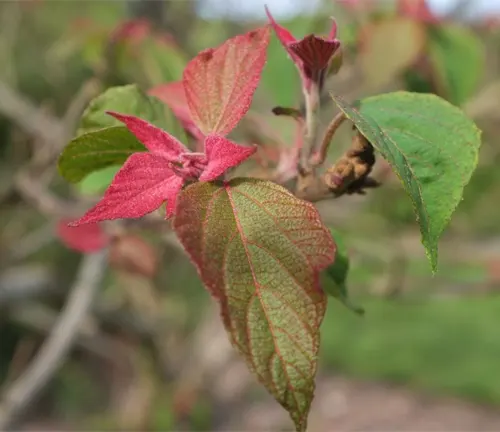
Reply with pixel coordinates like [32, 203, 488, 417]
[1, 0, 500, 430]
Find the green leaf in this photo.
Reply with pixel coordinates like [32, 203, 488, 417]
[173, 178, 335, 432]
[428, 24, 485, 106]
[321, 228, 364, 315]
[140, 36, 187, 85]
[59, 84, 187, 183]
[77, 165, 120, 195]
[77, 84, 186, 142]
[359, 17, 426, 90]
[58, 126, 145, 183]
[330, 92, 481, 272]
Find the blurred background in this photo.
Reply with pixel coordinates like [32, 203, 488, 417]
[1, 0, 500, 430]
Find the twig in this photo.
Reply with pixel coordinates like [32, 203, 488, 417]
[14, 168, 88, 218]
[4, 223, 55, 265]
[0, 250, 108, 430]
[310, 111, 347, 166]
[9, 303, 116, 361]
[0, 265, 56, 306]
[61, 78, 101, 147]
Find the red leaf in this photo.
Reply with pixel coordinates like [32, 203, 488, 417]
[148, 82, 205, 141]
[199, 134, 256, 181]
[183, 26, 270, 136]
[288, 35, 340, 81]
[265, 6, 300, 63]
[71, 153, 183, 225]
[265, 7, 340, 90]
[107, 111, 187, 159]
[57, 219, 108, 253]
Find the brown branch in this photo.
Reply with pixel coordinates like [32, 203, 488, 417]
[310, 111, 347, 166]
[0, 250, 108, 430]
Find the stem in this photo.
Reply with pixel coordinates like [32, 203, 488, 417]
[0, 250, 108, 430]
[299, 83, 321, 173]
[310, 111, 347, 167]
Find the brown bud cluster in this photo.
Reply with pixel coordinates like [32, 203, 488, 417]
[324, 129, 380, 196]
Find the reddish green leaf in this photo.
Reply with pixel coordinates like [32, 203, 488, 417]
[183, 26, 270, 136]
[173, 178, 335, 432]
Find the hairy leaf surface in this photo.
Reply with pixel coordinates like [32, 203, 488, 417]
[173, 178, 335, 431]
[183, 27, 270, 136]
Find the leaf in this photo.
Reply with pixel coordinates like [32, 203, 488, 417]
[173, 178, 335, 432]
[148, 81, 204, 141]
[428, 24, 485, 106]
[106, 111, 187, 159]
[58, 126, 145, 183]
[183, 26, 270, 136]
[78, 165, 120, 195]
[57, 219, 108, 253]
[359, 17, 426, 90]
[70, 153, 184, 225]
[321, 228, 364, 315]
[77, 84, 186, 142]
[330, 92, 481, 271]
[140, 35, 187, 85]
[199, 135, 256, 182]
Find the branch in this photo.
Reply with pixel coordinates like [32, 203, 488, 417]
[310, 111, 347, 166]
[0, 250, 108, 430]
[0, 80, 65, 146]
[14, 168, 88, 218]
[0, 265, 56, 306]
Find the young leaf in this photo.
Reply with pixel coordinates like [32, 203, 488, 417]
[199, 135, 256, 182]
[173, 178, 335, 432]
[59, 126, 146, 183]
[70, 153, 184, 225]
[330, 92, 481, 272]
[321, 228, 364, 315]
[148, 81, 204, 140]
[428, 24, 485, 106]
[77, 84, 186, 142]
[183, 26, 270, 136]
[78, 165, 121, 195]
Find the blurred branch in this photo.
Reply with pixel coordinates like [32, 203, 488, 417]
[4, 223, 55, 265]
[0, 250, 108, 431]
[9, 303, 116, 361]
[14, 168, 88, 218]
[0, 80, 65, 146]
[0, 265, 56, 306]
[60, 78, 101, 149]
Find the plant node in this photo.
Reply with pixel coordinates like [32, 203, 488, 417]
[324, 128, 381, 196]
